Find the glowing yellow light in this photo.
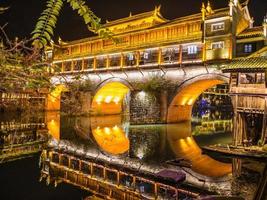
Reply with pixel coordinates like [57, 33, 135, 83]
[113, 97, 120, 104]
[104, 127, 111, 135]
[187, 98, 194, 105]
[96, 96, 103, 104]
[112, 125, 119, 131]
[104, 96, 113, 103]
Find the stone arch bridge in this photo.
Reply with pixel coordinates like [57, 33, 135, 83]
[47, 65, 229, 124]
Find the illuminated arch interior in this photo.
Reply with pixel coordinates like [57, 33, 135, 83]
[92, 82, 130, 115]
[167, 79, 225, 123]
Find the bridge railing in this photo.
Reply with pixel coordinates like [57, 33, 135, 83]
[52, 44, 205, 74]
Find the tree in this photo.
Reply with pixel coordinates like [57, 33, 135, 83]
[32, 0, 111, 49]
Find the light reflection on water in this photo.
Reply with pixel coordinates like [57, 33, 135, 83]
[49, 111, 233, 179]
[0, 110, 264, 199]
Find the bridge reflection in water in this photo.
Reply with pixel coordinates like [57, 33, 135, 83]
[43, 112, 234, 199]
[0, 113, 48, 163]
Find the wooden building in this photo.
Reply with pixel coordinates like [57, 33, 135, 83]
[47, 1, 255, 72]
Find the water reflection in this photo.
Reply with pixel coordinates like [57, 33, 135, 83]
[0, 111, 264, 199]
[166, 122, 232, 177]
[47, 112, 232, 179]
[0, 112, 48, 163]
[91, 116, 129, 155]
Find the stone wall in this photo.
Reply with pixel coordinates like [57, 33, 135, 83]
[130, 91, 167, 125]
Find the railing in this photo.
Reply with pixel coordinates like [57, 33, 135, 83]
[230, 86, 267, 96]
[51, 43, 206, 74]
[41, 150, 199, 200]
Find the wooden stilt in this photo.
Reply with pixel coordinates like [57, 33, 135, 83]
[261, 98, 267, 144]
[232, 158, 242, 177]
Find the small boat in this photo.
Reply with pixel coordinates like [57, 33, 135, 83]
[156, 169, 186, 183]
[202, 144, 267, 161]
[165, 158, 192, 168]
[198, 195, 244, 200]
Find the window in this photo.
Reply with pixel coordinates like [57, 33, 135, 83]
[125, 52, 136, 66]
[143, 52, 149, 59]
[96, 56, 106, 68]
[240, 73, 256, 84]
[211, 41, 224, 49]
[188, 45, 197, 54]
[211, 22, 225, 31]
[109, 54, 121, 67]
[244, 44, 253, 53]
[162, 47, 179, 63]
[128, 53, 135, 61]
[140, 49, 158, 65]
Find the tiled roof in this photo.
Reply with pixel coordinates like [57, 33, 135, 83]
[237, 26, 264, 38]
[222, 57, 267, 72]
[103, 7, 167, 28]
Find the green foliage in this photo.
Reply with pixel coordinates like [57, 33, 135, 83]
[32, 0, 64, 48]
[32, 0, 113, 48]
[132, 74, 175, 94]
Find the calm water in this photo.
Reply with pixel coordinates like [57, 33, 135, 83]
[0, 108, 265, 200]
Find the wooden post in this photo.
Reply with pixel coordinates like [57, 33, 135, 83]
[136, 51, 140, 67]
[232, 158, 242, 177]
[61, 62, 64, 72]
[71, 60, 74, 72]
[120, 53, 124, 68]
[261, 98, 267, 144]
[68, 157, 71, 168]
[133, 176, 136, 190]
[81, 59, 85, 71]
[93, 57, 97, 70]
[117, 171, 120, 186]
[79, 160, 81, 171]
[158, 48, 162, 65]
[179, 45, 183, 64]
[90, 163, 93, 177]
[154, 183, 158, 198]
[106, 55, 110, 69]
[232, 95, 239, 146]
[103, 167, 106, 180]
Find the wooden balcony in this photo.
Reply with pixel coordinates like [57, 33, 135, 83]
[230, 84, 267, 96]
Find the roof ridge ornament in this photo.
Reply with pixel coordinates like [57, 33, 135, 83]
[206, 1, 214, 15]
[201, 2, 206, 21]
[154, 5, 161, 16]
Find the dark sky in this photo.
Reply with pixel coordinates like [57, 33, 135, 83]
[0, 0, 266, 41]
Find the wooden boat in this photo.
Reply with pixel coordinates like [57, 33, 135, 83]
[198, 195, 244, 200]
[202, 144, 267, 161]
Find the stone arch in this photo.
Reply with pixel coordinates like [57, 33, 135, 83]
[91, 78, 133, 115]
[167, 74, 229, 123]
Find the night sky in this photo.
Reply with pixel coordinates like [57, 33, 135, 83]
[0, 0, 266, 42]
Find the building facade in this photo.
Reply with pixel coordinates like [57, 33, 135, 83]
[48, 1, 256, 73]
[47, 1, 267, 145]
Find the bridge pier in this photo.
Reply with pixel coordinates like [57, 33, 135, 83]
[80, 91, 92, 114]
[130, 90, 168, 125]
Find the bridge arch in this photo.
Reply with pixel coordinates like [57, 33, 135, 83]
[91, 78, 133, 115]
[167, 74, 230, 123]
